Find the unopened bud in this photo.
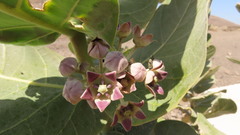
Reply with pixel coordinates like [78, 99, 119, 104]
[59, 57, 78, 77]
[133, 25, 141, 38]
[117, 22, 132, 38]
[63, 78, 85, 104]
[88, 38, 109, 59]
[133, 25, 153, 47]
[133, 34, 153, 47]
[130, 63, 146, 82]
[104, 51, 129, 73]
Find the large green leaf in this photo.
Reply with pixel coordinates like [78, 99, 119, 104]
[195, 113, 225, 135]
[0, 0, 118, 45]
[154, 120, 197, 135]
[127, 0, 208, 125]
[0, 44, 106, 135]
[0, 10, 60, 45]
[119, 0, 158, 27]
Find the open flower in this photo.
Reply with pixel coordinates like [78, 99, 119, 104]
[104, 51, 129, 73]
[145, 59, 168, 97]
[133, 25, 153, 47]
[111, 100, 146, 131]
[62, 77, 85, 104]
[117, 72, 136, 94]
[80, 71, 124, 112]
[59, 57, 78, 77]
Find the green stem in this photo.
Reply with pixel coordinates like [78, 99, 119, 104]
[0, 3, 75, 36]
[70, 33, 92, 63]
[117, 38, 123, 51]
[99, 59, 103, 73]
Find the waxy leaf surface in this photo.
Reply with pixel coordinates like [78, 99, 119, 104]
[0, 44, 105, 135]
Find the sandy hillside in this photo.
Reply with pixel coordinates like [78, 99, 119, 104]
[208, 16, 240, 87]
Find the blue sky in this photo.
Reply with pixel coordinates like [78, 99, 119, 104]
[211, 0, 240, 24]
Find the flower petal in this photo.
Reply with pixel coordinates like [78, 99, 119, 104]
[132, 100, 144, 107]
[130, 84, 137, 93]
[135, 111, 146, 120]
[145, 71, 155, 84]
[111, 113, 119, 126]
[104, 71, 116, 81]
[80, 88, 93, 100]
[121, 118, 132, 131]
[87, 100, 97, 109]
[111, 87, 124, 101]
[145, 84, 156, 97]
[155, 85, 164, 95]
[87, 72, 100, 83]
[95, 99, 111, 112]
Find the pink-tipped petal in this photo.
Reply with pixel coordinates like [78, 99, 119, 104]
[135, 111, 146, 120]
[87, 100, 97, 109]
[80, 88, 93, 100]
[111, 87, 124, 101]
[155, 85, 164, 95]
[95, 99, 111, 112]
[105, 71, 117, 81]
[130, 84, 137, 93]
[87, 72, 100, 83]
[121, 118, 132, 132]
[133, 100, 144, 107]
[111, 114, 119, 126]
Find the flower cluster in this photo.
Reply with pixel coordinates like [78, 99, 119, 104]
[59, 22, 167, 131]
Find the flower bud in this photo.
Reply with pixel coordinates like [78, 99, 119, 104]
[59, 57, 78, 77]
[130, 63, 146, 82]
[133, 34, 153, 47]
[88, 38, 110, 59]
[104, 51, 129, 73]
[133, 25, 153, 47]
[117, 22, 132, 38]
[63, 78, 85, 105]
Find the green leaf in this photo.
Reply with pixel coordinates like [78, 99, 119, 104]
[0, 0, 119, 45]
[154, 120, 197, 135]
[0, 10, 60, 45]
[227, 57, 240, 65]
[191, 66, 219, 93]
[206, 45, 216, 60]
[0, 44, 105, 135]
[69, 0, 119, 45]
[124, 0, 208, 125]
[191, 91, 237, 118]
[195, 113, 225, 135]
[119, 0, 158, 27]
[111, 121, 156, 135]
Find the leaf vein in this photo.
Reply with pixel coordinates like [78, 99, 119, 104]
[142, 0, 192, 63]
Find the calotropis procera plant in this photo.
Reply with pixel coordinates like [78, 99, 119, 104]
[0, 0, 210, 134]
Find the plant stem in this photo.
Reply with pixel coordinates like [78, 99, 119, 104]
[70, 32, 92, 63]
[117, 38, 123, 51]
[99, 59, 103, 73]
[0, 3, 75, 36]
